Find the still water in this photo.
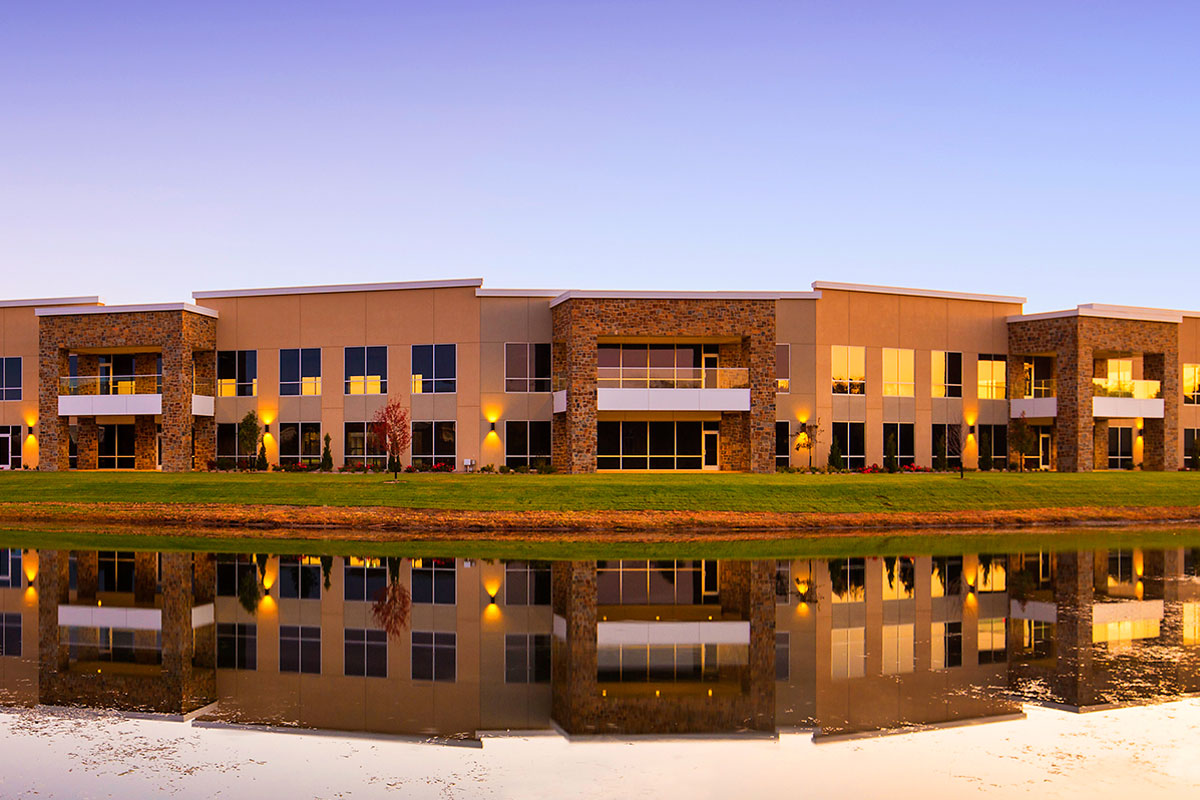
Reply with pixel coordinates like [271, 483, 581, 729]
[1, 531, 1199, 796]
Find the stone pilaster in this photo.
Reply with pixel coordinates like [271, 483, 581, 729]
[77, 417, 98, 470]
[134, 415, 157, 471]
[1093, 419, 1109, 470]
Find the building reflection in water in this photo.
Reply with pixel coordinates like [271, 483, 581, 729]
[0, 543, 1197, 739]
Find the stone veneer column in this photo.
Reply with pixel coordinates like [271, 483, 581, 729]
[134, 552, 158, 605]
[193, 416, 215, 471]
[1053, 551, 1096, 708]
[550, 561, 598, 732]
[1055, 339, 1091, 472]
[37, 348, 71, 471]
[1004, 355, 1026, 469]
[160, 336, 193, 472]
[1093, 419, 1109, 470]
[1143, 352, 1178, 470]
[134, 415, 157, 471]
[77, 418, 98, 470]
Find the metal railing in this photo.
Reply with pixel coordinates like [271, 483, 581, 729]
[59, 375, 216, 396]
[1092, 378, 1162, 399]
[597, 366, 750, 390]
[1024, 378, 1057, 399]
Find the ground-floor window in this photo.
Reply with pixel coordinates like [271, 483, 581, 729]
[931, 423, 963, 469]
[775, 422, 790, 468]
[216, 423, 253, 467]
[830, 422, 865, 469]
[597, 420, 704, 470]
[505, 420, 551, 468]
[98, 424, 135, 469]
[0, 613, 20, 657]
[343, 421, 385, 467]
[978, 424, 1008, 466]
[1109, 426, 1133, 469]
[412, 421, 456, 469]
[597, 560, 719, 605]
[1185, 429, 1199, 469]
[882, 423, 915, 467]
[278, 422, 321, 465]
[0, 425, 20, 470]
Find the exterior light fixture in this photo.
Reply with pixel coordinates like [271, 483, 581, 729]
[1137, 427, 1144, 437]
[487, 592, 497, 605]
[264, 423, 270, 434]
[968, 425, 976, 435]
[490, 421, 496, 432]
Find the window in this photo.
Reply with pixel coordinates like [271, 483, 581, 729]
[776, 344, 790, 392]
[830, 421, 865, 469]
[412, 421, 456, 469]
[978, 617, 1007, 665]
[1, 425, 21, 469]
[882, 624, 914, 674]
[882, 348, 914, 397]
[280, 348, 321, 396]
[279, 625, 321, 674]
[344, 346, 387, 395]
[217, 623, 256, 670]
[343, 422, 385, 467]
[0, 549, 23, 588]
[217, 350, 256, 397]
[0, 613, 20, 657]
[344, 557, 387, 602]
[931, 556, 963, 597]
[775, 632, 790, 680]
[978, 424, 1008, 464]
[1, 357, 20, 400]
[774, 560, 791, 603]
[597, 343, 713, 389]
[597, 643, 721, 682]
[505, 421, 552, 469]
[278, 422, 321, 465]
[831, 627, 865, 679]
[1107, 549, 1135, 584]
[505, 561, 551, 605]
[829, 558, 865, 603]
[216, 423, 254, 466]
[977, 555, 1007, 592]
[411, 344, 456, 394]
[1186, 429, 1200, 469]
[596, 420, 704, 470]
[1185, 364, 1200, 404]
[216, 554, 255, 597]
[97, 551, 135, 593]
[978, 354, 1007, 400]
[1023, 356, 1055, 398]
[775, 422, 790, 469]
[505, 343, 551, 392]
[831, 346, 866, 394]
[505, 634, 551, 683]
[411, 558, 455, 604]
[344, 628, 387, 677]
[412, 631, 455, 681]
[932, 351, 962, 398]
[97, 424, 135, 469]
[933, 621, 962, 669]
[1109, 426, 1133, 470]
[881, 556, 915, 601]
[882, 423, 915, 467]
[932, 423, 963, 468]
[1022, 620, 1054, 659]
[278, 556, 321, 599]
[597, 560, 719, 606]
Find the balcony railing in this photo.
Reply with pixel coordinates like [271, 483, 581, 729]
[1092, 378, 1162, 399]
[597, 367, 750, 390]
[1024, 378, 1057, 399]
[59, 375, 216, 396]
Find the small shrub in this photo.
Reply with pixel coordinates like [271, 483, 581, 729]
[532, 458, 556, 474]
[320, 433, 333, 472]
[403, 464, 419, 473]
[479, 463, 496, 473]
[256, 443, 268, 472]
[827, 438, 843, 471]
[884, 433, 898, 474]
[431, 461, 454, 473]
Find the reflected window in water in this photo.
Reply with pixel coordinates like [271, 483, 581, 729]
[977, 555, 1007, 593]
[829, 558, 865, 603]
[345, 629, 387, 677]
[504, 561, 551, 606]
[0, 613, 19, 657]
[597, 560, 719, 605]
[279, 557, 322, 600]
[0, 549, 22, 588]
[280, 626, 321, 674]
[831, 627, 866, 679]
[344, 558, 387, 602]
[775, 632, 789, 680]
[597, 643, 729, 683]
[978, 617, 1008, 664]
[931, 556, 963, 598]
[882, 557, 915, 601]
[1021, 620, 1054, 659]
[217, 623, 256, 670]
[412, 631, 455, 682]
[932, 621, 962, 669]
[98, 551, 135, 593]
[882, 624, 914, 674]
[216, 555, 255, 597]
[412, 559, 455, 605]
[505, 634, 550, 684]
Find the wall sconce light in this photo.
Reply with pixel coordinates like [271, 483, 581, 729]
[487, 592, 497, 605]
[968, 425, 976, 435]
[490, 421, 496, 433]
[1137, 427, 1144, 437]
[264, 423, 271, 434]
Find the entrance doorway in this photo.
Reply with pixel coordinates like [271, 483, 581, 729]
[0, 431, 9, 470]
[1108, 426, 1133, 469]
[703, 428, 719, 470]
[98, 424, 135, 469]
[1038, 432, 1052, 470]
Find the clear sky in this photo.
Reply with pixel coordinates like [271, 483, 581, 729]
[2, 1, 1197, 311]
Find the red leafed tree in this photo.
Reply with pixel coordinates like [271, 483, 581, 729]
[371, 395, 411, 479]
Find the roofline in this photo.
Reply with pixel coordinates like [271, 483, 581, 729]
[36, 303, 219, 319]
[0, 296, 101, 309]
[811, 281, 1025, 305]
[548, 290, 821, 308]
[475, 288, 564, 298]
[193, 278, 484, 300]
[1009, 304, 1184, 324]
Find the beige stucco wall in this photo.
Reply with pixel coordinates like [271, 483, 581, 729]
[0, 305, 55, 469]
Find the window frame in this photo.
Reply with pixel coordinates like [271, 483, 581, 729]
[504, 420, 552, 469]
[217, 350, 257, 397]
[977, 354, 1007, 400]
[344, 346, 388, 395]
[504, 343, 552, 393]
[830, 421, 866, 469]
[775, 344, 790, 393]
[411, 630, 456, 682]
[505, 633, 551, 684]
[831, 345, 866, 395]
[279, 348, 322, 396]
[0, 357, 21, 401]
[411, 420, 456, 469]
[344, 627, 387, 678]
[411, 344, 457, 395]
[881, 348, 915, 397]
[932, 351, 963, 398]
[882, 422, 915, 467]
[279, 625, 321, 674]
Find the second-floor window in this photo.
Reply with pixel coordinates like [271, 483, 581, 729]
[831, 346, 865, 394]
[505, 343, 551, 392]
[882, 348, 914, 397]
[345, 346, 387, 395]
[1, 357, 21, 400]
[280, 348, 321, 396]
[217, 350, 256, 397]
[932, 351, 962, 398]
[978, 354, 1007, 399]
[776, 344, 790, 392]
[412, 344, 456, 394]
[1184, 363, 1200, 404]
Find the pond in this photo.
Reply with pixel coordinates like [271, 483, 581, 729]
[1, 528, 1199, 797]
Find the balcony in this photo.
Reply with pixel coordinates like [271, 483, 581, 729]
[1092, 378, 1164, 419]
[1010, 378, 1057, 419]
[58, 375, 216, 417]
[596, 367, 751, 412]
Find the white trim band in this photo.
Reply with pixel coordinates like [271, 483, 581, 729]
[193, 278, 484, 299]
[36, 303, 219, 318]
[0, 296, 101, 308]
[811, 281, 1026, 305]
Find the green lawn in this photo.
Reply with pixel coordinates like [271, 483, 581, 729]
[2, 470, 1199, 514]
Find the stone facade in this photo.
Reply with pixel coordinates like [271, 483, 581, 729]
[551, 297, 777, 473]
[1008, 315, 1179, 472]
[38, 309, 217, 472]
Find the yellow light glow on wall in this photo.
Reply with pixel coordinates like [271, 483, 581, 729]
[260, 408, 276, 426]
[484, 603, 501, 621]
[24, 586, 37, 604]
[259, 594, 276, 614]
[24, 412, 37, 429]
[262, 559, 277, 591]
[484, 579, 502, 599]
[22, 550, 38, 583]
[484, 407, 502, 425]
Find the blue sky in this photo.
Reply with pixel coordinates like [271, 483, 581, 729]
[2, 1, 1197, 310]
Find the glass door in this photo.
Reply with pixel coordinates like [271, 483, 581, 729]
[703, 430, 719, 470]
[703, 352, 719, 389]
[1038, 432, 1052, 470]
[0, 433, 9, 470]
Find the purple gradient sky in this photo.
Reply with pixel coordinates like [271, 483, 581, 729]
[2, 1, 1197, 310]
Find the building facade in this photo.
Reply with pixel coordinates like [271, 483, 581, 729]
[2, 278, 1199, 473]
